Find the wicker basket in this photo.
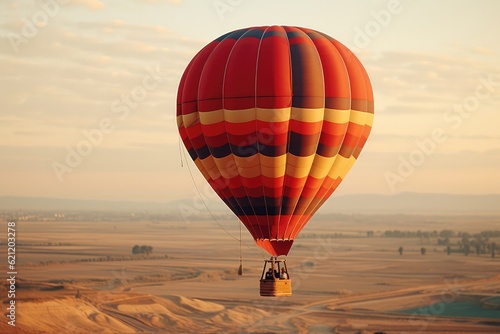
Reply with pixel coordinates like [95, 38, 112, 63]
[260, 279, 292, 297]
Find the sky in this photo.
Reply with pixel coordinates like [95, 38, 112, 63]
[1, 0, 499, 203]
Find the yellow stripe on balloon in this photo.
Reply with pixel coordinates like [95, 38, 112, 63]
[260, 154, 286, 168]
[194, 158, 212, 181]
[290, 107, 324, 122]
[213, 155, 238, 179]
[285, 153, 316, 178]
[308, 154, 336, 179]
[233, 155, 260, 168]
[176, 115, 184, 127]
[261, 163, 286, 179]
[256, 108, 291, 122]
[324, 108, 350, 123]
[327, 155, 356, 179]
[349, 109, 373, 126]
[286, 153, 315, 167]
[199, 109, 225, 125]
[182, 112, 199, 127]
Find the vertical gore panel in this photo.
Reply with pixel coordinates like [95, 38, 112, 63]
[224, 28, 264, 111]
[197, 39, 233, 113]
[329, 39, 374, 109]
[256, 26, 292, 109]
[285, 26, 324, 109]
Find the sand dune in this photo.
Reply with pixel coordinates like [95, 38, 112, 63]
[7, 289, 271, 333]
[6, 276, 500, 334]
[6, 277, 500, 334]
[7, 219, 500, 333]
[16, 297, 135, 334]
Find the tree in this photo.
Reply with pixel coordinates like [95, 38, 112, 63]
[439, 230, 454, 238]
[140, 245, 153, 255]
[464, 244, 470, 256]
[132, 245, 153, 255]
[437, 238, 450, 246]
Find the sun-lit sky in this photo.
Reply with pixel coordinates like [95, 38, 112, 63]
[1, 0, 499, 202]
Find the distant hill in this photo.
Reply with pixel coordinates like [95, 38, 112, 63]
[0, 196, 174, 212]
[323, 193, 500, 214]
[1, 193, 499, 214]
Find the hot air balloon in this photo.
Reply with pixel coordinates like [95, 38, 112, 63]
[176, 26, 373, 296]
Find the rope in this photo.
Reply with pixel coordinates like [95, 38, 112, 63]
[180, 145, 257, 252]
[178, 136, 184, 167]
[238, 222, 243, 275]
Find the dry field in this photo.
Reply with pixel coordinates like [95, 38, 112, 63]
[2, 215, 500, 333]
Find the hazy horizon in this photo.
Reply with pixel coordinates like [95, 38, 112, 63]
[2, 192, 500, 215]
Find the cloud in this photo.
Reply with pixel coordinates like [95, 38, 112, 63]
[71, 0, 106, 11]
[137, 0, 183, 4]
[366, 50, 500, 131]
[0, 18, 200, 128]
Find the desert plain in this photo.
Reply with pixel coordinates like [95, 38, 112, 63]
[2, 213, 500, 333]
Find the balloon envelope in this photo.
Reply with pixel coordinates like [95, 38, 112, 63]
[177, 26, 373, 256]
